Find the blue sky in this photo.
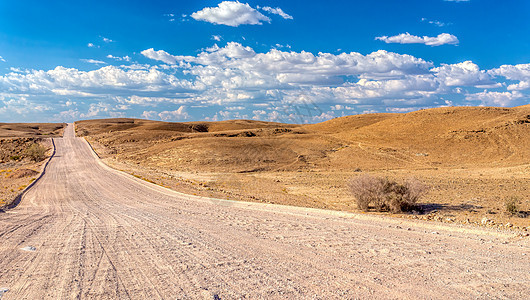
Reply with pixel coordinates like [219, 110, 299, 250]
[1, 0, 529, 123]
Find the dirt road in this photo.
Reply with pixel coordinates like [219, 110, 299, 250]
[0, 124, 528, 299]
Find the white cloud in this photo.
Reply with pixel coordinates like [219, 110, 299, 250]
[0, 56, 5, 62]
[158, 106, 190, 120]
[386, 107, 421, 113]
[3, 42, 528, 122]
[191, 1, 270, 27]
[421, 18, 448, 27]
[489, 64, 530, 91]
[141, 110, 157, 119]
[260, 6, 293, 19]
[81, 59, 107, 65]
[107, 54, 131, 62]
[163, 13, 175, 21]
[87, 43, 98, 48]
[101, 36, 113, 43]
[376, 33, 459, 46]
[465, 91, 524, 107]
[118, 95, 190, 105]
[431, 61, 493, 87]
[274, 44, 291, 49]
[0, 96, 50, 116]
[64, 100, 75, 107]
[0, 65, 195, 96]
[141, 48, 181, 65]
[212, 35, 222, 41]
[51, 89, 96, 97]
[143, 42, 432, 80]
[138, 43, 443, 108]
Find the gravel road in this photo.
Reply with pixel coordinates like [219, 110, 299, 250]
[0, 124, 528, 299]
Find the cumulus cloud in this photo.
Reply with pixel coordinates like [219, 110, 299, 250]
[260, 6, 293, 19]
[489, 64, 530, 91]
[143, 42, 432, 80]
[87, 43, 98, 48]
[141, 110, 157, 119]
[465, 91, 524, 107]
[158, 106, 190, 120]
[0, 65, 195, 95]
[212, 35, 222, 41]
[2, 42, 528, 122]
[0, 96, 50, 116]
[0, 56, 6, 62]
[431, 61, 493, 87]
[191, 1, 270, 27]
[376, 33, 459, 46]
[141, 48, 181, 65]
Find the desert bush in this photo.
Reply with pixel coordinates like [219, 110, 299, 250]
[347, 174, 427, 213]
[505, 196, 519, 215]
[24, 143, 47, 162]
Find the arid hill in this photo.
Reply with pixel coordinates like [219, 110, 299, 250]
[76, 105, 530, 173]
[0, 123, 66, 138]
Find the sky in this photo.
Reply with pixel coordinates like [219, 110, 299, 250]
[0, 0, 529, 123]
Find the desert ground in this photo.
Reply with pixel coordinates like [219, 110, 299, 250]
[0, 123, 65, 208]
[0, 123, 529, 299]
[75, 105, 530, 229]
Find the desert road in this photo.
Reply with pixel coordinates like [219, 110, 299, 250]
[0, 124, 528, 299]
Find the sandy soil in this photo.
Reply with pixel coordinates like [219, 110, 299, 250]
[0, 124, 529, 299]
[76, 106, 530, 229]
[0, 123, 65, 208]
[0, 123, 65, 138]
[0, 138, 54, 209]
[93, 158, 530, 229]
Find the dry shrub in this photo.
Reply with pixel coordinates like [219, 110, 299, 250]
[347, 174, 427, 213]
[24, 143, 47, 162]
[505, 196, 519, 215]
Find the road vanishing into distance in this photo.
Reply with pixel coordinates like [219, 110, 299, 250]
[0, 124, 529, 299]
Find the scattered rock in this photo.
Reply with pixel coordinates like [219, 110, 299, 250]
[20, 246, 36, 252]
[0, 288, 8, 297]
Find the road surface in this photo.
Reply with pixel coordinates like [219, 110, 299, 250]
[0, 124, 529, 299]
